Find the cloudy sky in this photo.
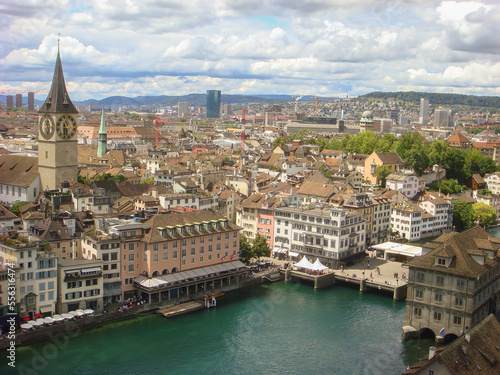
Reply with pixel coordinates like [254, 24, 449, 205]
[1, 0, 499, 100]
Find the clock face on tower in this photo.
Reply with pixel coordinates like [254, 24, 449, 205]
[39, 115, 55, 140]
[56, 115, 77, 140]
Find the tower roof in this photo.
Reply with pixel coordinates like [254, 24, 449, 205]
[99, 109, 106, 134]
[39, 48, 78, 114]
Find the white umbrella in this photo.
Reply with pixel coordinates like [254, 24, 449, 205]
[74, 311, 85, 317]
[27, 320, 36, 325]
[43, 317, 55, 324]
[67, 311, 78, 317]
[31, 320, 44, 327]
[61, 313, 74, 320]
[76, 309, 85, 313]
[52, 314, 65, 322]
[21, 323, 33, 330]
[83, 309, 94, 315]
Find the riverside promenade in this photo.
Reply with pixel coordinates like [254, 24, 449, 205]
[268, 255, 408, 301]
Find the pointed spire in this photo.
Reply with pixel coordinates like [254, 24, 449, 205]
[99, 108, 107, 135]
[97, 108, 107, 157]
[39, 46, 78, 114]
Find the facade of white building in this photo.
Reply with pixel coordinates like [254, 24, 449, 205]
[386, 173, 422, 199]
[274, 206, 366, 268]
[484, 172, 500, 195]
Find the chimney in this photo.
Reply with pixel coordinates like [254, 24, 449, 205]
[428, 346, 436, 359]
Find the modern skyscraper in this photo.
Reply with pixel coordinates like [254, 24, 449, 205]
[6, 95, 13, 108]
[434, 108, 452, 128]
[419, 98, 429, 125]
[178, 101, 189, 118]
[38, 47, 79, 190]
[28, 92, 35, 110]
[206, 90, 221, 118]
[97, 109, 107, 157]
[16, 94, 22, 108]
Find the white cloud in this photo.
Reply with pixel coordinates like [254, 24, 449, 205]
[0, 0, 498, 99]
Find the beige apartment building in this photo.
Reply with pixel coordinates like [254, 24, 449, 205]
[403, 226, 500, 342]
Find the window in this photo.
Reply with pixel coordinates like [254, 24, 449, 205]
[437, 258, 446, 266]
[414, 307, 422, 317]
[128, 265, 134, 272]
[153, 254, 158, 263]
[191, 238, 196, 245]
[181, 239, 186, 247]
[436, 275, 444, 285]
[200, 246, 204, 254]
[455, 297, 463, 307]
[129, 254, 134, 261]
[453, 316, 462, 325]
[163, 252, 168, 261]
[208, 245, 212, 253]
[39, 293, 45, 302]
[39, 283, 45, 291]
[434, 293, 443, 303]
[47, 281, 54, 290]
[182, 250, 186, 258]
[48, 291, 54, 300]
[191, 258, 195, 264]
[456, 279, 465, 289]
[415, 289, 423, 299]
[433, 312, 442, 321]
[191, 248, 195, 256]
[173, 251, 177, 259]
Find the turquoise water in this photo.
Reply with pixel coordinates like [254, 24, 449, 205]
[1, 283, 431, 375]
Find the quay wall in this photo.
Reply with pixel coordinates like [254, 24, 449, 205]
[0, 270, 280, 351]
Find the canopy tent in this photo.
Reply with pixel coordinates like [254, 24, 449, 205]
[293, 256, 315, 270]
[312, 258, 329, 271]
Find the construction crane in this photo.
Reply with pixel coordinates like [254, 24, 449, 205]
[241, 107, 246, 154]
[311, 96, 322, 117]
[153, 114, 166, 149]
[0, 89, 48, 94]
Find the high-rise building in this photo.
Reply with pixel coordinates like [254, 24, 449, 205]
[206, 90, 221, 118]
[6, 95, 13, 108]
[419, 98, 429, 125]
[28, 92, 35, 110]
[434, 108, 452, 128]
[389, 109, 398, 122]
[178, 101, 189, 118]
[16, 94, 22, 108]
[222, 103, 232, 116]
[38, 48, 79, 190]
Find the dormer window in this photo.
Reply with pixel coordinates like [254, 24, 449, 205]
[437, 258, 446, 266]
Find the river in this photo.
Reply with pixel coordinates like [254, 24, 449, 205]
[1, 282, 434, 375]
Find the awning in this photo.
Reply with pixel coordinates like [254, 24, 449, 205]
[39, 306, 52, 314]
[289, 251, 299, 257]
[81, 267, 101, 274]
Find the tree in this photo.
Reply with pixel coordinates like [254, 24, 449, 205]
[252, 234, 270, 260]
[434, 179, 464, 195]
[473, 202, 497, 227]
[9, 201, 29, 215]
[111, 174, 128, 182]
[272, 136, 287, 150]
[141, 177, 155, 184]
[129, 113, 141, 120]
[179, 118, 187, 122]
[147, 114, 156, 119]
[239, 234, 253, 264]
[375, 165, 393, 187]
[374, 133, 398, 153]
[453, 200, 475, 231]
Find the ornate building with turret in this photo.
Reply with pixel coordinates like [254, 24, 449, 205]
[97, 109, 107, 157]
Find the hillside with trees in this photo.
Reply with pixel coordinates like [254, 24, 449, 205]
[359, 91, 500, 109]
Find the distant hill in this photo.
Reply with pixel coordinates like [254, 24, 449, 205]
[78, 94, 281, 107]
[359, 91, 500, 108]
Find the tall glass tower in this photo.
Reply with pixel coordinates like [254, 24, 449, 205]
[206, 90, 221, 118]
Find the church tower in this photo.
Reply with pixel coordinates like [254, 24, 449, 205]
[38, 47, 78, 190]
[97, 109, 107, 157]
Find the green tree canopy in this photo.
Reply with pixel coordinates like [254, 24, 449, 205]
[252, 234, 271, 260]
[375, 165, 393, 187]
[472, 202, 498, 227]
[453, 200, 476, 231]
[239, 234, 253, 264]
[9, 201, 30, 215]
[129, 113, 141, 120]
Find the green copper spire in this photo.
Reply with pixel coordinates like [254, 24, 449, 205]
[97, 108, 107, 157]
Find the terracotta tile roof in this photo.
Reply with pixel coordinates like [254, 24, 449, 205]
[0, 155, 39, 187]
[409, 226, 499, 278]
[375, 152, 404, 165]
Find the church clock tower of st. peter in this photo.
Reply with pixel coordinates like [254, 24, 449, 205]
[38, 47, 78, 190]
